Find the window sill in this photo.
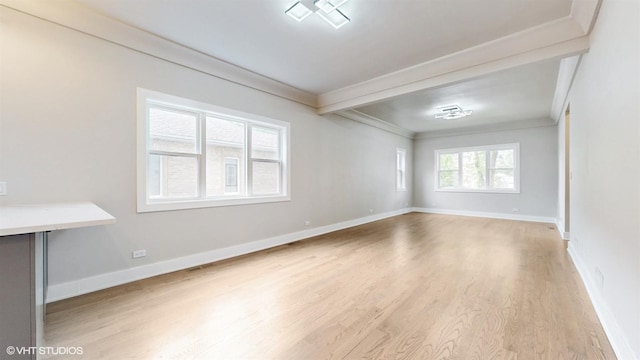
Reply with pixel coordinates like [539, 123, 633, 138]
[435, 188, 520, 194]
[137, 195, 291, 213]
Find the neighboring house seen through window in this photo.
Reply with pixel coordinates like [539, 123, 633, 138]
[224, 157, 239, 194]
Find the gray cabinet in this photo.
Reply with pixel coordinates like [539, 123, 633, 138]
[0, 202, 115, 360]
[0, 234, 42, 360]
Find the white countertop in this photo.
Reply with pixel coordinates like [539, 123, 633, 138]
[0, 202, 116, 236]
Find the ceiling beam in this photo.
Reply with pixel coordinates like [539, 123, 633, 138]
[318, 36, 590, 114]
[317, 0, 601, 114]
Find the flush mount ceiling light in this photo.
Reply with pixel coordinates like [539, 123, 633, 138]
[315, 0, 349, 13]
[285, 0, 350, 29]
[285, 1, 314, 22]
[435, 105, 473, 120]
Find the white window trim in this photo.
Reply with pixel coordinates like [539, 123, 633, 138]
[396, 148, 407, 191]
[136, 88, 290, 213]
[434, 143, 520, 194]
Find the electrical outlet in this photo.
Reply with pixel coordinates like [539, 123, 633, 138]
[304, 220, 311, 226]
[512, 207, 520, 212]
[0, 181, 6, 196]
[132, 249, 146, 259]
[369, 209, 373, 213]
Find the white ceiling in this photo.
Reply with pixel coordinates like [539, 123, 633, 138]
[77, 0, 572, 94]
[20, 0, 592, 136]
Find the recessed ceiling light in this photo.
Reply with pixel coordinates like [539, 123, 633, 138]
[435, 105, 473, 120]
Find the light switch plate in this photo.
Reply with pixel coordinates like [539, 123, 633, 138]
[0, 182, 6, 196]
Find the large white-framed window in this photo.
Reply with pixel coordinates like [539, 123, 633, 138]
[435, 143, 519, 193]
[396, 148, 406, 191]
[137, 88, 290, 212]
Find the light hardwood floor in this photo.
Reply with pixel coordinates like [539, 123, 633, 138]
[44, 213, 616, 359]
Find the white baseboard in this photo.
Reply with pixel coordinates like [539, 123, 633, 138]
[555, 219, 570, 240]
[412, 207, 556, 224]
[47, 208, 412, 303]
[568, 243, 638, 360]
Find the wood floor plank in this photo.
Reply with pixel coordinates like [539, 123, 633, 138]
[43, 213, 617, 359]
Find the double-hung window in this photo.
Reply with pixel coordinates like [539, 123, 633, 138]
[435, 143, 519, 193]
[137, 88, 290, 212]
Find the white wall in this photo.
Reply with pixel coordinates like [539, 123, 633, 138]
[413, 126, 558, 220]
[0, 8, 412, 298]
[564, 0, 640, 358]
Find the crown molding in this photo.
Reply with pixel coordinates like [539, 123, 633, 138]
[335, 110, 415, 139]
[571, 0, 602, 34]
[2, 0, 601, 121]
[414, 118, 556, 140]
[550, 55, 582, 123]
[0, 0, 317, 108]
[317, 0, 601, 114]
